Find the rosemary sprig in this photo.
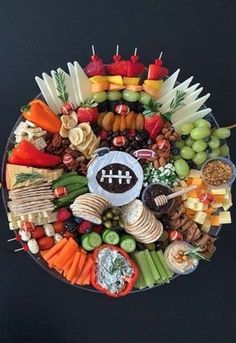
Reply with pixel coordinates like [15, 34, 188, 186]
[143, 98, 160, 116]
[14, 172, 45, 186]
[161, 90, 186, 121]
[184, 246, 210, 261]
[54, 71, 69, 103]
[110, 256, 126, 274]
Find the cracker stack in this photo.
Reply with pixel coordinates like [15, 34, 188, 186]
[70, 193, 111, 224]
[122, 199, 163, 243]
[8, 182, 55, 216]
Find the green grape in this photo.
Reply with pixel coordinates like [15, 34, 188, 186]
[176, 140, 185, 149]
[194, 119, 211, 129]
[192, 152, 208, 165]
[174, 154, 182, 160]
[93, 91, 107, 103]
[107, 90, 122, 101]
[180, 123, 194, 135]
[220, 144, 229, 157]
[190, 127, 211, 140]
[174, 159, 190, 178]
[185, 136, 194, 147]
[208, 136, 220, 149]
[213, 127, 231, 139]
[139, 91, 152, 105]
[180, 146, 195, 160]
[208, 148, 220, 159]
[192, 140, 207, 152]
[122, 90, 139, 102]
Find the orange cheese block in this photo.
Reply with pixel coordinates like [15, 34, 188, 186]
[210, 215, 220, 226]
[191, 178, 203, 186]
[187, 190, 199, 198]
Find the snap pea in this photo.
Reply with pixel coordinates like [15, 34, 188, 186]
[52, 171, 77, 184]
[52, 175, 87, 189]
[54, 186, 88, 207]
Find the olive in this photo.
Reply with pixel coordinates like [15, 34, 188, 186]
[112, 220, 118, 227]
[105, 211, 113, 219]
[104, 220, 112, 228]
[118, 219, 125, 228]
[113, 215, 120, 220]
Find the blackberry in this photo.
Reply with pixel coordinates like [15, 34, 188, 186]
[64, 219, 78, 233]
[171, 147, 180, 156]
[181, 134, 189, 140]
[91, 122, 101, 135]
[97, 100, 109, 113]
[204, 136, 211, 143]
[133, 101, 144, 113]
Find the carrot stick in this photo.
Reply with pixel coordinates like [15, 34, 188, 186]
[40, 250, 49, 259]
[75, 253, 87, 282]
[43, 238, 67, 261]
[66, 251, 81, 282]
[54, 238, 78, 269]
[48, 252, 61, 268]
[83, 272, 91, 285]
[62, 254, 75, 276]
[76, 256, 94, 285]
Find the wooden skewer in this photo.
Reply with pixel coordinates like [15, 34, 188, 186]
[116, 45, 119, 55]
[154, 184, 197, 207]
[91, 44, 96, 55]
[134, 47, 138, 56]
[159, 51, 163, 59]
[226, 123, 236, 129]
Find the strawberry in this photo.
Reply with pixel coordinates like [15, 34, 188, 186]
[77, 98, 98, 123]
[147, 59, 169, 80]
[143, 99, 165, 140]
[106, 60, 127, 76]
[84, 55, 105, 77]
[78, 220, 92, 234]
[57, 208, 72, 222]
[126, 61, 145, 77]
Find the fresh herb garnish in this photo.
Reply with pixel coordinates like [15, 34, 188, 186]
[110, 256, 126, 274]
[14, 172, 45, 186]
[162, 90, 186, 121]
[54, 71, 69, 103]
[184, 246, 209, 261]
[143, 98, 160, 116]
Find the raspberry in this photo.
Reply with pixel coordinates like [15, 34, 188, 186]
[78, 220, 92, 234]
[92, 225, 103, 234]
[57, 208, 72, 221]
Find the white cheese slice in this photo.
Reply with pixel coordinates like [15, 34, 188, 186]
[189, 169, 201, 178]
[67, 62, 80, 107]
[171, 93, 210, 123]
[219, 211, 232, 224]
[35, 76, 58, 113]
[74, 61, 92, 103]
[43, 72, 62, 113]
[159, 76, 193, 111]
[181, 87, 203, 107]
[51, 70, 66, 108]
[173, 108, 212, 132]
[159, 69, 180, 97]
[211, 188, 227, 195]
[57, 68, 77, 106]
[184, 83, 200, 96]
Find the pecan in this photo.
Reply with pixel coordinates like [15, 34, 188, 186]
[164, 131, 172, 139]
[52, 133, 63, 147]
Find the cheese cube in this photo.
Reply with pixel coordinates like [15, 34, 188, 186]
[191, 178, 203, 186]
[185, 198, 204, 211]
[193, 211, 207, 225]
[222, 200, 233, 211]
[189, 169, 201, 178]
[211, 202, 223, 208]
[211, 188, 226, 195]
[201, 218, 211, 233]
[219, 211, 232, 224]
[210, 215, 220, 226]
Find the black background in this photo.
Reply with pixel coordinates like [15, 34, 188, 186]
[0, 1, 236, 342]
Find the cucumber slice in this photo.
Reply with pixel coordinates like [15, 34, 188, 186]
[144, 249, 160, 282]
[81, 235, 94, 251]
[88, 232, 102, 248]
[103, 230, 120, 245]
[101, 229, 111, 241]
[120, 235, 136, 253]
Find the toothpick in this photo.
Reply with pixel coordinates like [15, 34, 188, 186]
[159, 51, 163, 59]
[134, 47, 138, 56]
[91, 45, 96, 55]
[14, 247, 24, 252]
[7, 237, 17, 242]
[116, 45, 119, 55]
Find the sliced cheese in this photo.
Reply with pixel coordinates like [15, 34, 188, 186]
[185, 198, 204, 211]
[42, 72, 62, 113]
[222, 199, 233, 211]
[57, 68, 77, 106]
[74, 61, 92, 103]
[211, 188, 227, 195]
[181, 87, 203, 107]
[159, 69, 180, 97]
[219, 211, 232, 224]
[35, 76, 59, 113]
[171, 93, 210, 124]
[173, 108, 212, 132]
[67, 62, 81, 107]
[184, 83, 200, 96]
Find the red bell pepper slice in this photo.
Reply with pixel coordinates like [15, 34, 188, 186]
[90, 244, 139, 297]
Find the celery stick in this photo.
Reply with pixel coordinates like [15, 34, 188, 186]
[132, 254, 147, 289]
[134, 252, 154, 287]
[144, 249, 160, 282]
[150, 251, 167, 282]
[156, 250, 174, 279]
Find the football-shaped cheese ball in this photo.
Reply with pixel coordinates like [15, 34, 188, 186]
[87, 151, 143, 206]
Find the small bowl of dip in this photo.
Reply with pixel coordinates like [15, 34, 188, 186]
[164, 241, 199, 275]
[201, 157, 236, 188]
[142, 182, 175, 216]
